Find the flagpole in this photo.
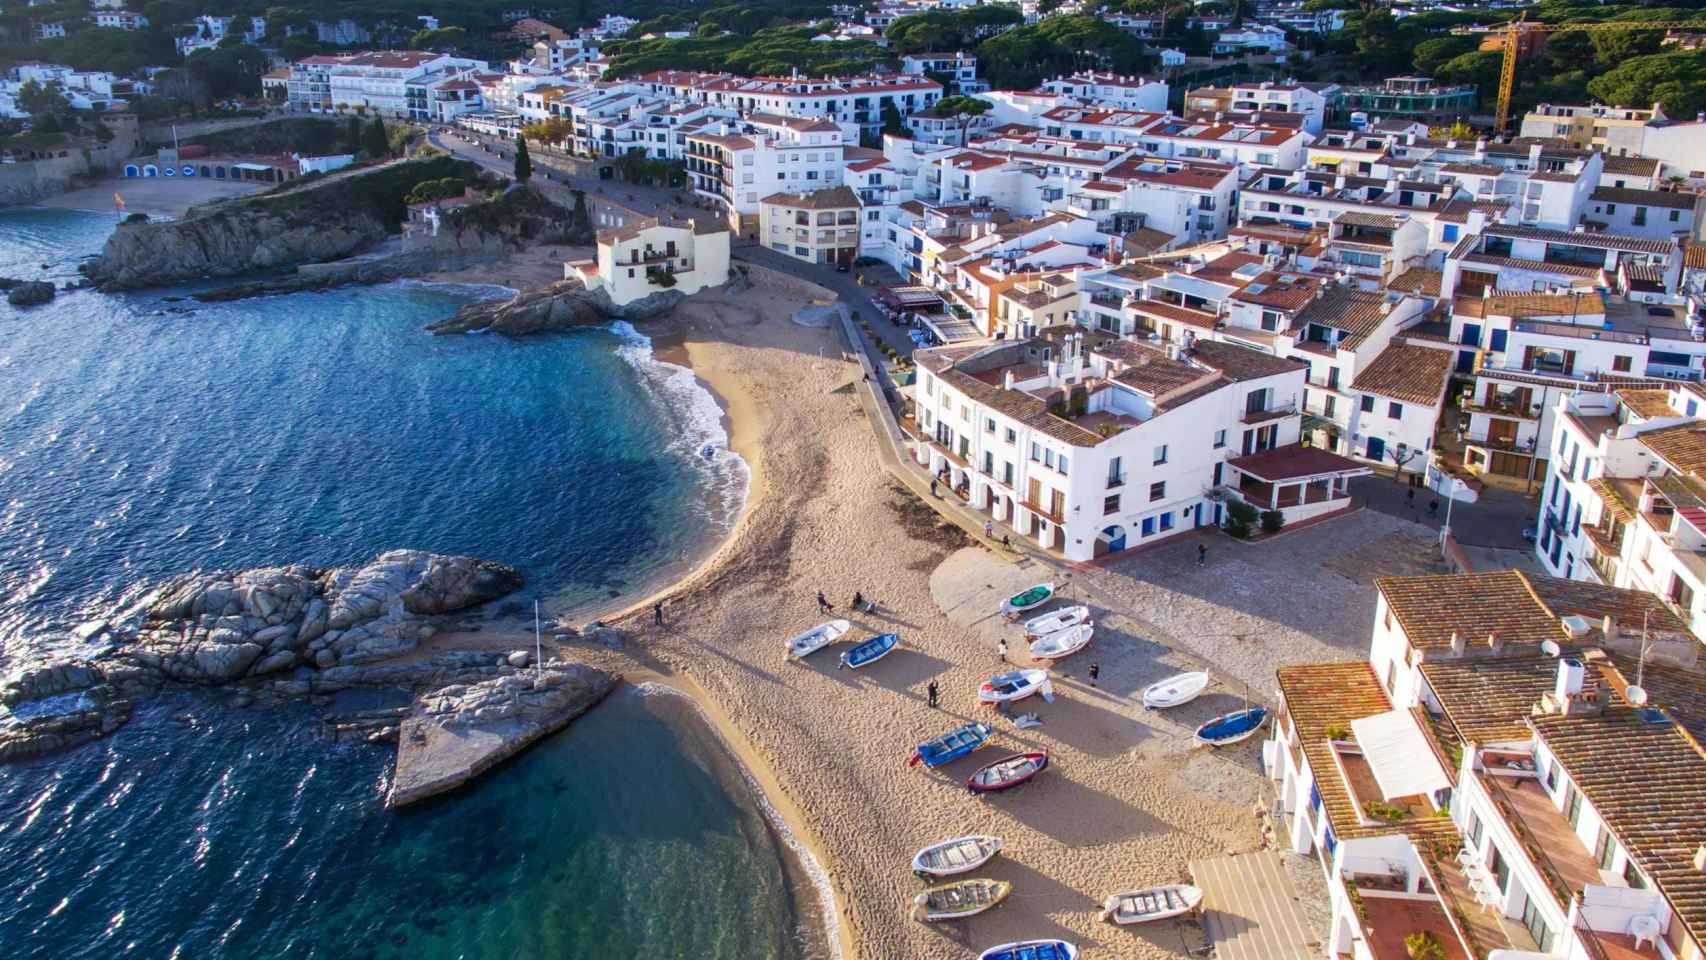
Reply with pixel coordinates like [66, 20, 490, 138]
[534, 600, 542, 679]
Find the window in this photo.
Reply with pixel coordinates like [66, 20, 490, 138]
[1668, 575, 1694, 611]
[1384, 659, 1396, 693]
[1545, 761, 1560, 792]
[1670, 209, 1681, 222]
[1624, 859, 1647, 889]
[1108, 457, 1124, 487]
[1442, 224, 1459, 242]
[1159, 511, 1173, 531]
[1521, 894, 1555, 952]
[986, 417, 996, 434]
[1213, 429, 1226, 449]
[1466, 811, 1484, 851]
[1153, 444, 1168, 465]
[1059, 455, 1069, 476]
[1361, 395, 1375, 413]
[1044, 449, 1055, 468]
[1002, 462, 1014, 485]
[1005, 427, 1016, 444]
[1613, 355, 1632, 372]
[1594, 826, 1615, 870]
[1564, 784, 1583, 827]
[1388, 401, 1403, 419]
[1030, 442, 1041, 461]
[982, 451, 994, 474]
[1149, 480, 1165, 501]
[1103, 494, 1121, 514]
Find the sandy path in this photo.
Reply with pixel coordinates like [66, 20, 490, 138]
[436, 285, 1266, 959]
[36, 176, 268, 219]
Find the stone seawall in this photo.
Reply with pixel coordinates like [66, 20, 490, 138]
[737, 261, 840, 302]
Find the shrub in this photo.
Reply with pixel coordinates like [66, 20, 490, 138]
[1365, 800, 1407, 823]
[1259, 509, 1285, 534]
[1225, 517, 1252, 539]
[1324, 723, 1349, 740]
[646, 267, 677, 288]
[1226, 500, 1258, 526]
[1404, 930, 1444, 960]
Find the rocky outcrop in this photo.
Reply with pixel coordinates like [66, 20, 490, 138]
[7, 281, 55, 306]
[389, 662, 620, 807]
[81, 156, 478, 291]
[0, 550, 523, 762]
[425, 280, 684, 336]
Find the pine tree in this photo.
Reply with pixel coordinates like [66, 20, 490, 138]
[362, 115, 389, 159]
[345, 117, 361, 153]
[514, 136, 533, 182]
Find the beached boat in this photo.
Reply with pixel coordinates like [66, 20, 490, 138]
[978, 940, 1079, 960]
[1021, 604, 1089, 638]
[912, 879, 1012, 921]
[1028, 623, 1092, 661]
[1001, 583, 1055, 617]
[911, 835, 1003, 878]
[967, 752, 1049, 793]
[786, 619, 851, 658]
[839, 632, 898, 669]
[910, 722, 993, 768]
[1141, 672, 1210, 710]
[979, 669, 1049, 704]
[1099, 884, 1203, 924]
[1194, 707, 1268, 746]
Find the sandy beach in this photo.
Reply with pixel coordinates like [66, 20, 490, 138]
[430, 278, 1276, 960]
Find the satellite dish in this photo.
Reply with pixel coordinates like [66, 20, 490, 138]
[1627, 685, 1649, 706]
[1540, 640, 1561, 657]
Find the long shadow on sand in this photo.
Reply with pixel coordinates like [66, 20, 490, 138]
[914, 854, 1108, 956]
[968, 763, 1160, 846]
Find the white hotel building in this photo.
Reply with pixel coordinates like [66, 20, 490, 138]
[288, 51, 488, 120]
[910, 330, 1369, 561]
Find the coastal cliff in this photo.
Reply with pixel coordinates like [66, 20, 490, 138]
[80, 155, 482, 291]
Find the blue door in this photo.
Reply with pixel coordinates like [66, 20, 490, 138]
[1460, 323, 1481, 347]
[1457, 349, 1476, 373]
[1213, 504, 1223, 525]
[1101, 525, 1127, 551]
[1194, 503, 1204, 527]
[1367, 437, 1386, 462]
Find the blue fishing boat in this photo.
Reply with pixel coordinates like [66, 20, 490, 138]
[978, 940, 1079, 960]
[1194, 707, 1268, 746]
[909, 722, 993, 768]
[839, 632, 898, 670]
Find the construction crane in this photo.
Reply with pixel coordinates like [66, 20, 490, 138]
[1467, 16, 1706, 136]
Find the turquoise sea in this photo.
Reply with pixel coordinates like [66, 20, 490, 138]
[0, 209, 820, 959]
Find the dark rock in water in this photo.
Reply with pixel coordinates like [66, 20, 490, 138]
[7, 281, 56, 306]
[0, 276, 21, 289]
[425, 281, 685, 336]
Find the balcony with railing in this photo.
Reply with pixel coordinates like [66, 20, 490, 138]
[1241, 400, 1298, 425]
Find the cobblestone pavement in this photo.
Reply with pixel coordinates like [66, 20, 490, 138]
[1351, 475, 1538, 550]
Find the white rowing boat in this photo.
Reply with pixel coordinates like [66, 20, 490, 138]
[1021, 604, 1089, 639]
[1028, 622, 1092, 660]
[911, 835, 1002, 878]
[786, 619, 850, 658]
[1142, 672, 1210, 710]
[1099, 884, 1202, 925]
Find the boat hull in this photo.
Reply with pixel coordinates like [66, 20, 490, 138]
[913, 879, 1012, 921]
[911, 722, 994, 768]
[1028, 623, 1092, 660]
[787, 619, 850, 658]
[911, 834, 1002, 878]
[978, 940, 1079, 960]
[1099, 884, 1203, 925]
[1001, 583, 1055, 616]
[967, 752, 1049, 793]
[1142, 671, 1209, 710]
[978, 669, 1048, 704]
[1021, 604, 1089, 638]
[1194, 707, 1269, 746]
[840, 633, 898, 669]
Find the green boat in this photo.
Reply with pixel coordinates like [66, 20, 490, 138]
[1001, 582, 1055, 616]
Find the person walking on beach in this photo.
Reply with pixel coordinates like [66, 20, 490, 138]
[653, 601, 664, 626]
[852, 591, 864, 612]
[817, 591, 833, 613]
[997, 638, 1008, 663]
[984, 519, 994, 539]
[930, 477, 938, 497]
[1197, 542, 1207, 567]
[1088, 662, 1100, 687]
[927, 679, 939, 708]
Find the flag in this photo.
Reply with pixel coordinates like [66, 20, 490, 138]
[113, 192, 126, 211]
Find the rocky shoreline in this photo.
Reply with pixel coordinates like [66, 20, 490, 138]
[0, 549, 621, 802]
[423, 279, 686, 335]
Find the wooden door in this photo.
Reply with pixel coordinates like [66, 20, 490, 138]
[1488, 418, 1517, 445]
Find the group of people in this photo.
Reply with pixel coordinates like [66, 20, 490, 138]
[818, 590, 874, 614]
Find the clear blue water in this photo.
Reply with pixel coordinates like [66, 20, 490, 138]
[0, 209, 810, 960]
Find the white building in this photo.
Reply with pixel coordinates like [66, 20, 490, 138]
[684, 114, 852, 233]
[911, 331, 1370, 560]
[577, 218, 732, 306]
[93, 9, 148, 30]
[288, 51, 489, 121]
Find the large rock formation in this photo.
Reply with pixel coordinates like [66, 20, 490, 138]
[80, 156, 485, 291]
[424, 280, 685, 336]
[0, 549, 523, 762]
[389, 662, 619, 807]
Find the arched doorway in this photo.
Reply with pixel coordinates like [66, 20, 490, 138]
[181, 165, 195, 177]
[123, 164, 139, 177]
[213, 166, 226, 179]
[162, 166, 175, 177]
[199, 165, 210, 177]
[1095, 524, 1127, 557]
[142, 164, 158, 177]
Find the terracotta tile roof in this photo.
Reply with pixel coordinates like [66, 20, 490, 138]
[760, 185, 859, 211]
[1602, 155, 1661, 177]
[1421, 655, 1606, 746]
[1386, 267, 1441, 297]
[1375, 571, 1561, 652]
[1524, 575, 1691, 637]
[1686, 245, 1706, 270]
[1529, 709, 1706, 945]
[1350, 343, 1453, 406]
[1291, 286, 1391, 351]
[1638, 423, 1706, 473]
[917, 352, 1104, 447]
[1484, 224, 1674, 256]
[1227, 443, 1369, 482]
[1591, 186, 1699, 211]
[1454, 291, 1606, 321]
[1616, 388, 1675, 419]
[1128, 298, 1219, 330]
[1277, 663, 1460, 842]
[1588, 478, 1637, 524]
[1190, 340, 1308, 383]
[1233, 270, 1329, 311]
[1122, 226, 1174, 254]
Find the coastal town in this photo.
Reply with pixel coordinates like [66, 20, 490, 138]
[5, 0, 1706, 959]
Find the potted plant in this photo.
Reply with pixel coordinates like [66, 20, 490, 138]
[1404, 930, 1444, 960]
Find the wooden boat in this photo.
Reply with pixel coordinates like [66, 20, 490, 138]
[911, 835, 1003, 878]
[1142, 672, 1210, 710]
[1021, 604, 1089, 638]
[912, 879, 1012, 922]
[1001, 582, 1055, 617]
[967, 752, 1049, 793]
[978, 940, 1079, 960]
[1099, 884, 1203, 924]
[910, 722, 993, 768]
[839, 632, 898, 670]
[786, 619, 851, 658]
[1028, 623, 1092, 661]
[1194, 707, 1268, 746]
[979, 668, 1049, 704]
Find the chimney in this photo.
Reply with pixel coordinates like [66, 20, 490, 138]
[1487, 630, 1504, 655]
[1601, 615, 1618, 645]
[1694, 844, 1706, 872]
[1004, 369, 1015, 390]
[1450, 631, 1466, 657]
[1555, 657, 1585, 700]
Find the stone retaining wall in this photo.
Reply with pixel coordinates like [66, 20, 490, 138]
[737, 260, 839, 302]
